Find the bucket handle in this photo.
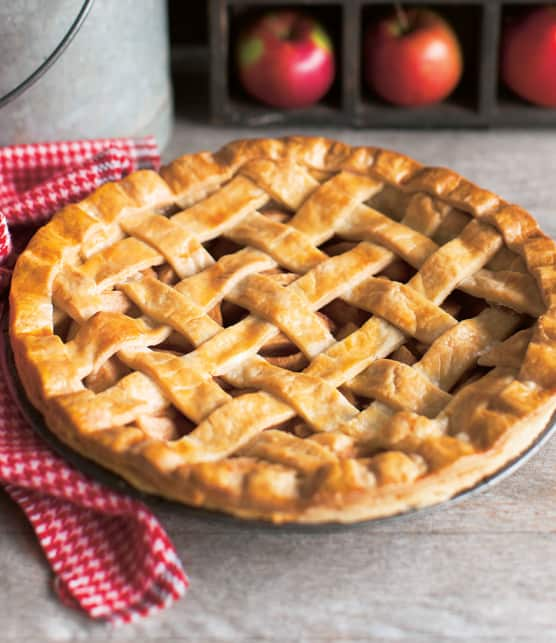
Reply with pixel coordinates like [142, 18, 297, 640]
[0, 0, 95, 109]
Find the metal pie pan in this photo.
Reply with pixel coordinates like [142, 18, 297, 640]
[3, 310, 556, 532]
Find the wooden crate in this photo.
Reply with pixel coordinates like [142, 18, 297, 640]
[209, 0, 556, 127]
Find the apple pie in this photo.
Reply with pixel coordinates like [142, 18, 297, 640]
[9, 136, 556, 523]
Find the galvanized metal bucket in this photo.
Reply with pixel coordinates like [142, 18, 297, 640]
[0, 0, 173, 148]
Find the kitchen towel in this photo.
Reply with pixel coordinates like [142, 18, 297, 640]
[0, 137, 188, 624]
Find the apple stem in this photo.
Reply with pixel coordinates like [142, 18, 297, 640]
[394, 2, 409, 34]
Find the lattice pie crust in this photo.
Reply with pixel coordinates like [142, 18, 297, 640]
[9, 137, 556, 523]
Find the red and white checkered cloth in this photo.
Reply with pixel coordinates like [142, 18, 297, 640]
[0, 137, 188, 624]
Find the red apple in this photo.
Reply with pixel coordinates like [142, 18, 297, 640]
[364, 9, 462, 107]
[236, 11, 335, 109]
[502, 7, 556, 107]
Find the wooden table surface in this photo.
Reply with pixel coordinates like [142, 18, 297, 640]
[2, 123, 556, 642]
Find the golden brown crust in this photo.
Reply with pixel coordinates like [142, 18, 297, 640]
[9, 136, 556, 524]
